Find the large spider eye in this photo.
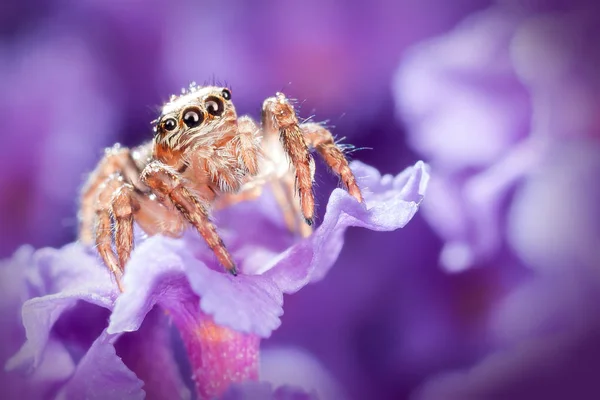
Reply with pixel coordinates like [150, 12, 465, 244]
[182, 107, 204, 128]
[205, 96, 224, 116]
[222, 88, 232, 100]
[162, 118, 177, 131]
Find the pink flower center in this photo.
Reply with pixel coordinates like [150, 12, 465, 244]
[175, 309, 260, 399]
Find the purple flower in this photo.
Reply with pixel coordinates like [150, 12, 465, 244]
[394, 2, 600, 272]
[2, 161, 428, 399]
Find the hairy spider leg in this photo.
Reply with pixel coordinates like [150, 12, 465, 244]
[301, 123, 363, 203]
[93, 175, 186, 291]
[108, 182, 186, 291]
[262, 93, 316, 225]
[207, 116, 264, 209]
[79, 145, 144, 245]
[219, 111, 312, 237]
[94, 174, 127, 291]
[269, 175, 313, 237]
[232, 116, 261, 176]
[141, 161, 237, 275]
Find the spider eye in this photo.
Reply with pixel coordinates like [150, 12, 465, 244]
[222, 89, 232, 100]
[162, 118, 177, 131]
[205, 96, 224, 116]
[182, 107, 204, 128]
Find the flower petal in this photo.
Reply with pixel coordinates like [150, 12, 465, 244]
[261, 347, 345, 400]
[265, 160, 429, 292]
[416, 277, 600, 400]
[6, 244, 116, 373]
[108, 238, 283, 339]
[394, 7, 530, 169]
[115, 308, 192, 400]
[57, 331, 144, 400]
[220, 381, 318, 400]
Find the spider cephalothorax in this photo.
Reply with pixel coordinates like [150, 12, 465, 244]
[79, 83, 363, 291]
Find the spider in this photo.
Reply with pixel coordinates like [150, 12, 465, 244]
[79, 83, 363, 291]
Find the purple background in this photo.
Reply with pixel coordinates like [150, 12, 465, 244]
[2, 0, 599, 399]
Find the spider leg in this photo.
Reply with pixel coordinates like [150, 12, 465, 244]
[94, 175, 127, 291]
[214, 186, 263, 209]
[141, 161, 237, 275]
[110, 183, 138, 271]
[94, 173, 186, 291]
[270, 176, 313, 237]
[80, 144, 145, 245]
[269, 178, 297, 232]
[213, 116, 264, 209]
[233, 116, 261, 175]
[301, 123, 363, 203]
[214, 113, 311, 236]
[262, 93, 316, 225]
[109, 182, 186, 291]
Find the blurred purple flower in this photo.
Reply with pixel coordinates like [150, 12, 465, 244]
[222, 346, 347, 400]
[394, 2, 600, 272]
[393, 2, 600, 399]
[259, 347, 345, 400]
[0, 28, 118, 257]
[3, 161, 428, 399]
[414, 255, 600, 400]
[221, 382, 318, 400]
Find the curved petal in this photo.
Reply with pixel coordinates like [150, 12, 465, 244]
[6, 244, 115, 373]
[115, 308, 192, 400]
[261, 347, 345, 400]
[265, 160, 429, 292]
[107, 240, 283, 338]
[57, 331, 144, 400]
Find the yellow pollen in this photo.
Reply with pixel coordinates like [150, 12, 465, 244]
[196, 319, 235, 342]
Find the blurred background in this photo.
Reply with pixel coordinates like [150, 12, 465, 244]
[1, 0, 599, 399]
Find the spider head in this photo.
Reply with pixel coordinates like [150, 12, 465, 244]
[153, 85, 236, 151]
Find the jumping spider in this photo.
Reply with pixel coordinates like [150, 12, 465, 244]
[79, 83, 363, 291]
